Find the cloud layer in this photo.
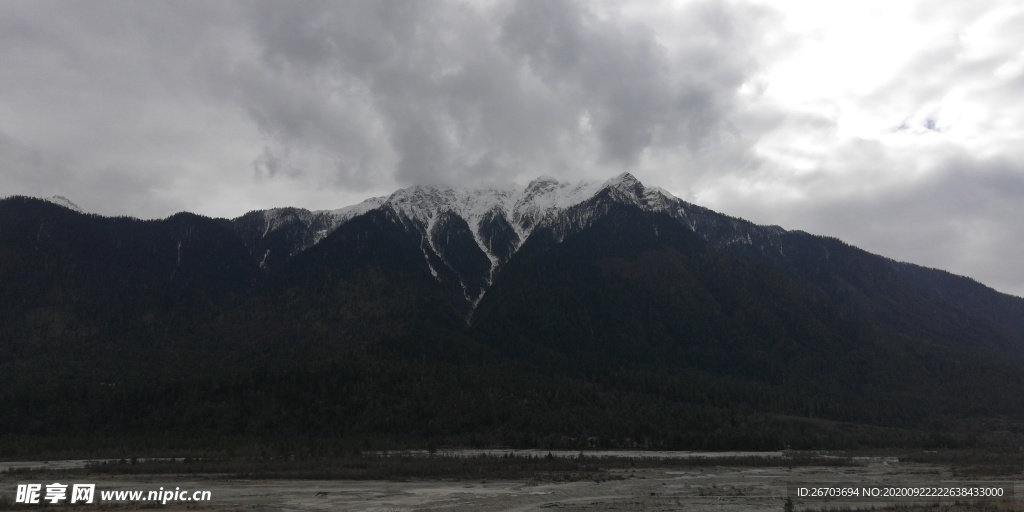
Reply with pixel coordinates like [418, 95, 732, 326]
[2, 0, 1023, 296]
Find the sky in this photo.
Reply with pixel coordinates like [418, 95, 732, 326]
[2, 0, 1023, 297]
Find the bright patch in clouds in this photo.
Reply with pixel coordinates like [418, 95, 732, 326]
[693, 0, 1024, 297]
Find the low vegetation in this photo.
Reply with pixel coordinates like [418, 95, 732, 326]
[4, 451, 858, 481]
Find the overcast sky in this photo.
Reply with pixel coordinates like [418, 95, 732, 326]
[2, 0, 1023, 297]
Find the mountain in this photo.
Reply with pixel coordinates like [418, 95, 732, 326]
[232, 174, 778, 307]
[2, 174, 1024, 452]
[228, 173, 1024, 354]
[43, 195, 82, 213]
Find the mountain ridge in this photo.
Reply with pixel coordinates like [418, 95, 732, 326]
[226, 173, 801, 308]
[3, 178, 1024, 449]
[7, 175, 1021, 309]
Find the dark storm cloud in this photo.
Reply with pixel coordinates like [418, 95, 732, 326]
[502, 0, 681, 163]
[2, 0, 769, 200]
[233, 0, 572, 186]
[507, 1, 768, 163]
[231, 0, 768, 185]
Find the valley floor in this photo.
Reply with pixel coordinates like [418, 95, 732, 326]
[2, 454, 1022, 511]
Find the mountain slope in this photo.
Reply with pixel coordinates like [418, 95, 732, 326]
[472, 201, 1024, 426]
[0, 196, 258, 383]
[2, 175, 1024, 450]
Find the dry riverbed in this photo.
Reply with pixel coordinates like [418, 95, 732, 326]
[2, 454, 1022, 511]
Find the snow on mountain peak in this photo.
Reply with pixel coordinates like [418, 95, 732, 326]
[244, 175, 704, 308]
[314, 176, 670, 307]
[230, 175, 795, 312]
[525, 175, 559, 192]
[604, 172, 640, 188]
[45, 195, 83, 213]
[381, 183, 521, 232]
[321, 195, 387, 223]
[320, 175, 678, 249]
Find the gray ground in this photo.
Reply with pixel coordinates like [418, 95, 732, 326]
[2, 456, 1021, 511]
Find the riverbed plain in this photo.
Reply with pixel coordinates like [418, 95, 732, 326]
[2, 451, 1022, 511]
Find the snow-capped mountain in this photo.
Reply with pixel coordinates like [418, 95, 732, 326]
[43, 195, 83, 213]
[233, 173, 788, 306]
[6, 176, 1024, 449]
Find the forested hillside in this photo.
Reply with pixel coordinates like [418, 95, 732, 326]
[3, 180, 1023, 455]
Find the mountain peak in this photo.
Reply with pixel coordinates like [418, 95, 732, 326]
[597, 172, 646, 205]
[526, 176, 560, 191]
[605, 172, 640, 187]
[231, 175, 698, 307]
[45, 195, 83, 213]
